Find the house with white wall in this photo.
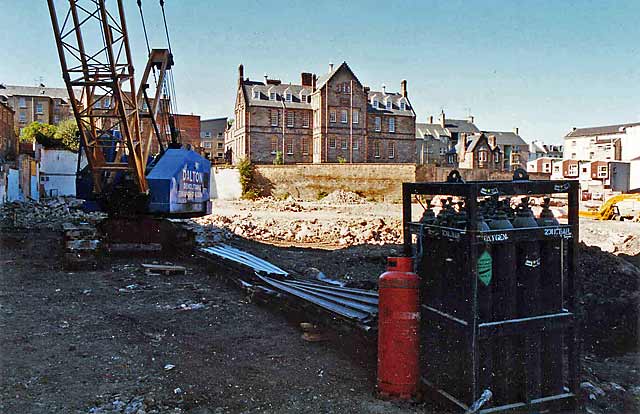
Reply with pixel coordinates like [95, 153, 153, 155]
[37, 146, 85, 197]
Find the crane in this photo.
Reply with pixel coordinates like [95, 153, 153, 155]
[47, 0, 211, 216]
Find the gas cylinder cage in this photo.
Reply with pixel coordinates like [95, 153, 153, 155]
[402, 169, 580, 414]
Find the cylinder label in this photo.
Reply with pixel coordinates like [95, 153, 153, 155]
[477, 250, 492, 286]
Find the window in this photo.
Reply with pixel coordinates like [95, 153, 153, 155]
[330, 110, 336, 123]
[386, 100, 392, 110]
[217, 142, 224, 149]
[270, 92, 276, 101]
[568, 164, 578, 175]
[388, 142, 395, 159]
[598, 165, 608, 178]
[285, 92, 292, 102]
[142, 101, 149, 111]
[300, 94, 307, 103]
[302, 112, 310, 128]
[341, 139, 348, 150]
[271, 137, 277, 154]
[374, 141, 381, 158]
[389, 117, 395, 133]
[478, 150, 488, 162]
[494, 153, 500, 163]
[302, 137, 309, 155]
[571, 140, 576, 147]
[19, 112, 26, 123]
[204, 132, 212, 138]
[53, 115, 60, 124]
[202, 141, 212, 148]
[440, 147, 446, 156]
[581, 167, 588, 173]
[270, 110, 279, 126]
[375, 116, 381, 132]
[93, 100, 101, 109]
[571, 153, 576, 159]
[589, 152, 595, 159]
[35, 102, 43, 114]
[103, 98, 110, 108]
[286, 138, 293, 155]
[19, 97, 26, 108]
[253, 90, 260, 99]
[341, 110, 348, 124]
[352, 110, 359, 124]
[287, 111, 294, 127]
[353, 139, 359, 150]
[329, 138, 336, 149]
[373, 99, 379, 109]
[400, 102, 406, 111]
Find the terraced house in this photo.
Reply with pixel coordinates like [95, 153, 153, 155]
[226, 62, 416, 164]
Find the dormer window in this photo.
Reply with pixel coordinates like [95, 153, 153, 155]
[386, 100, 392, 110]
[400, 101, 406, 111]
[253, 90, 260, 99]
[285, 92, 292, 102]
[270, 92, 276, 101]
[300, 94, 307, 103]
[373, 98, 379, 109]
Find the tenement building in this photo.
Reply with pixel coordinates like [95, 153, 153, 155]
[226, 62, 416, 164]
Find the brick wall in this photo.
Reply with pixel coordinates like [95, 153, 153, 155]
[0, 102, 16, 159]
[174, 114, 201, 149]
[254, 163, 551, 202]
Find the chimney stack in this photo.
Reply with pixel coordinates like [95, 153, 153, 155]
[440, 110, 446, 128]
[263, 73, 268, 84]
[428, 115, 434, 124]
[467, 115, 474, 124]
[329, 62, 334, 72]
[514, 127, 519, 135]
[401, 79, 407, 98]
[238, 64, 244, 81]
[460, 133, 468, 161]
[301, 72, 313, 87]
[488, 134, 496, 148]
[312, 74, 317, 91]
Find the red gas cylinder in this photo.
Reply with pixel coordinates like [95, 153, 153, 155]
[377, 256, 420, 400]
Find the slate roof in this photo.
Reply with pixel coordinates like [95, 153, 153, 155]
[483, 130, 528, 147]
[415, 118, 479, 139]
[367, 91, 412, 116]
[565, 122, 640, 138]
[0, 84, 73, 101]
[200, 117, 228, 137]
[242, 82, 313, 109]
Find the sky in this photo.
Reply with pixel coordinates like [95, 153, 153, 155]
[1, 0, 639, 144]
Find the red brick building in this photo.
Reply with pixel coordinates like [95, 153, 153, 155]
[226, 62, 416, 164]
[0, 101, 17, 160]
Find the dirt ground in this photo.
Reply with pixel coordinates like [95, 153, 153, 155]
[1, 197, 639, 413]
[0, 229, 425, 414]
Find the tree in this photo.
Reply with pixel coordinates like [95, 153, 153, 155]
[20, 122, 57, 148]
[19, 120, 79, 152]
[54, 119, 80, 152]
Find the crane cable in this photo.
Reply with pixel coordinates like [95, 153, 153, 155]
[136, 0, 158, 87]
[159, 0, 180, 140]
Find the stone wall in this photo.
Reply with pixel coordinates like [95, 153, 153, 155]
[254, 163, 551, 202]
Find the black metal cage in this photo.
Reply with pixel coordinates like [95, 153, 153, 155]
[402, 170, 580, 413]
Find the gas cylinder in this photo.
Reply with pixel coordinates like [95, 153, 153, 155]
[537, 198, 563, 395]
[378, 257, 420, 400]
[512, 196, 542, 400]
[419, 199, 436, 224]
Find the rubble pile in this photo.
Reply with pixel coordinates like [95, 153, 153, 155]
[252, 196, 310, 212]
[193, 214, 402, 246]
[320, 190, 366, 204]
[0, 197, 105, 229]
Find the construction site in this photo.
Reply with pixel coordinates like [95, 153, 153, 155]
[1, 1, 640, 414]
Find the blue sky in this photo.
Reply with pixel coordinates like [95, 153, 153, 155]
[1, 0, 639, 144]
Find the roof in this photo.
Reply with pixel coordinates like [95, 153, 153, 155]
[415, 118, 479, 139]
[242, 83, 312, 109]
[315, 62, 363, 90]
[0, 84, 72, 101]
[483, 130, 527, 147]
[367, 91, 412, 115]
[565, 122, 640, 138]
[200, 117, 228, 135]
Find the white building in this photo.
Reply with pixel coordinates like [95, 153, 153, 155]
[564, 122, 640, 162]
[38, 147, 85, 197]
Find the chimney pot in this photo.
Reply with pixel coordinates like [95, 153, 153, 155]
[428, 115, 434, 124]
[514, 127, 519, 135]
[312, 74, 317, 91]
[440, 110, 446, 128]
[382, 84, 386, 94]
[401, 79, 407, 98]
[264, 73, 268, 84]
[329, 62, 334, 72]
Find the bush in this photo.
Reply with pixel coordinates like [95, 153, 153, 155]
[20, 120, 79, 152]
[337, 156, 346, 164]
[237, 157, 258, 199]
[316, 190, 328, 200]
[54, 119, 80, 152]
[273, 151, 284, 165]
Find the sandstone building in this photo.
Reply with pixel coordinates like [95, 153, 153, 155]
[226, 62, 416, 164]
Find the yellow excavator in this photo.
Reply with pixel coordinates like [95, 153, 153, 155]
[579, 194, 640, 221]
